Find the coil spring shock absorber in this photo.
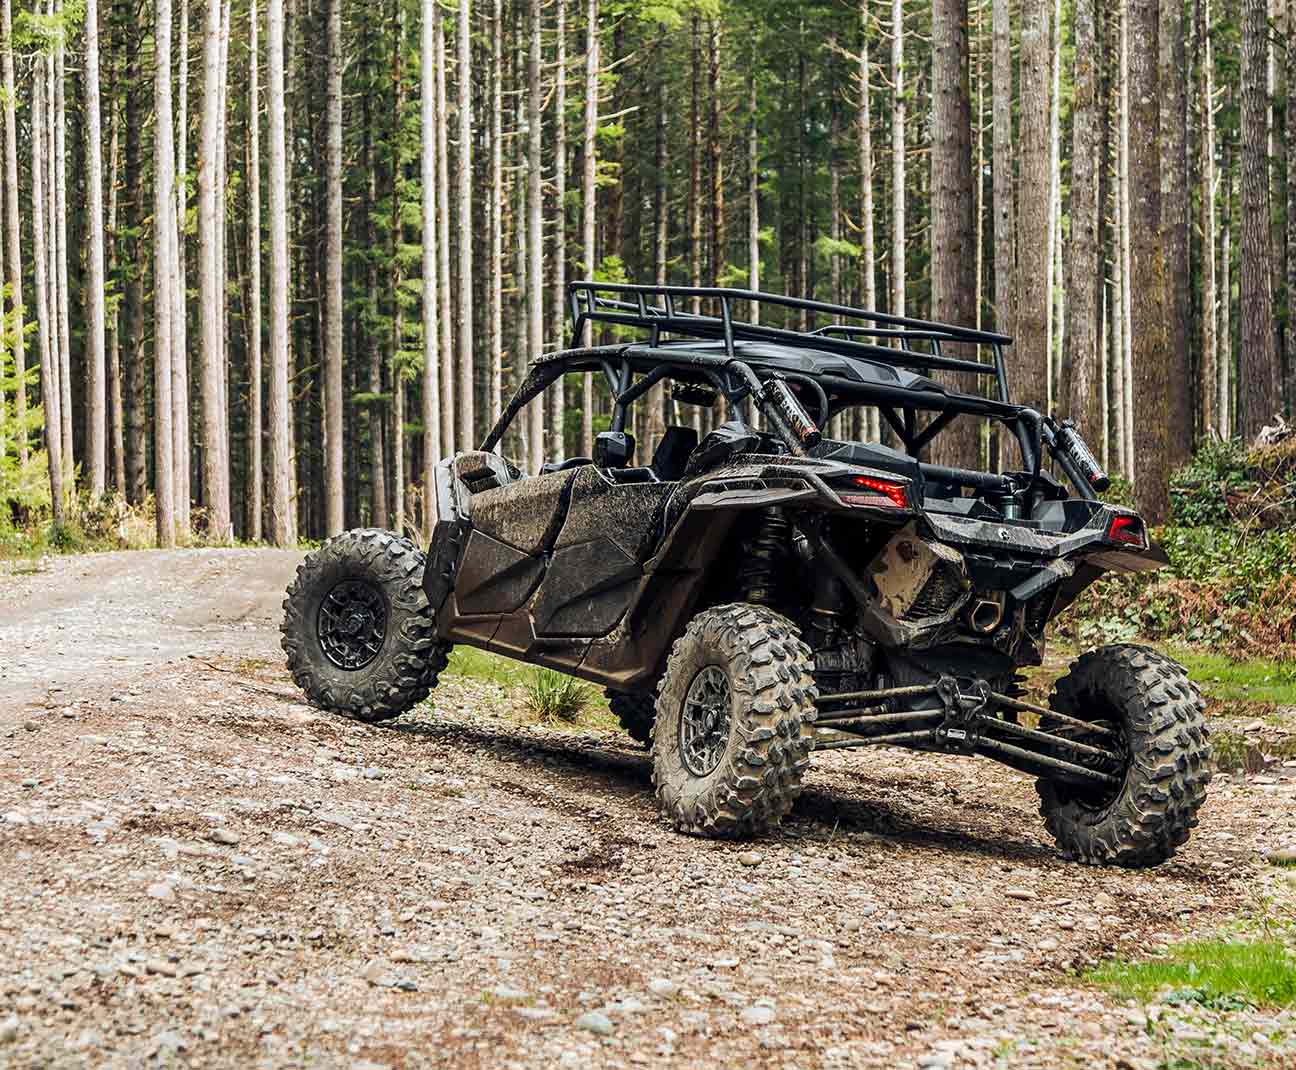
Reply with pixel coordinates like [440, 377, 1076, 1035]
[738, 509, 790, 605]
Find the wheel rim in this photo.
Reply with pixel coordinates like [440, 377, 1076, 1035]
[317, 579, 388, 670]
[679, 666, 732, 776]
[1053, 711, 1130, 811]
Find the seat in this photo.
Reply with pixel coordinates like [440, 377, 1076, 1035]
[649, 425, 698, 482]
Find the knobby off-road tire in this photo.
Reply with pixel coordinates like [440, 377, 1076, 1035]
[1036, 644, 1210, 868]
[606, 689, 656, 747]
[281, 529, 450, 723]
[652, 603, 817, 838]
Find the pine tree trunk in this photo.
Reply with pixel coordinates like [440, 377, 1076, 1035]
[929, 0, 979, 469]
[199, 0, 231, 540]
[456, 0, 474, 450]
[1066, 0, 1101, 439]
[707, 18, 723, 289]
[526, 0, 544, 470]
[247, 0, 263, 539]
[173, 0, 190, 531]
[890, 0, 905, 319]
[991, 0, 1014, 346]
[53, 4, 73, 484]
[858, 2, 878, 440]
[0, 0, 23, 466]
[580, 0, 598, 455]
[322, 0, 343, 534]
[1128, 0, 1170, 521]
[1160, 0, 1191, 463]
[1288, 0, 1296, 417]
[1219, 145, 1232, 438]
[749, 62, 760, 301]
[123, 28, 147, 504]
[1016, 0, 1050, 416]
[1239, 0, 1280, 438]
[548, 0, 567, 460]
[1119, 0, 1134, 466]
[266, 0, 293, 544]
[647, 41, 667, 455]
[1197, 0, 1217, 437]
[107, 87, 125, 493]
[689, 14, 702, 315]
[33, 71, 65, 524]
[487, 0, 503, 444]
[153, 0, 177, 545]
[435, 14, 454, 454]
[84, 0, 108, 497]
[391, 0, 406, 533]
[420, 0, 441, 514]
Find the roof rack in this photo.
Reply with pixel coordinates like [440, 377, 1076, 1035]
[567, 281, 1014, 405]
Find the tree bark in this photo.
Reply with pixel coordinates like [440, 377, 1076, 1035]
[435, 13, 454, 454]
[456, 0, 474, 451]
[247, 0, 263, 539]
[580, 0, 598, 454]
[1160, 0, 1191, 464]
[153, 0, 177, 545]
[1287, 0, 1296, 419]
[487, 0, 503, 446]
[199, 0, 231, 539]
[267, 0, 293, 544]
[1219, 141, 1232, 438]
[858, 0, 878, 441]
[548, 0, 567, 460]
[1196, 0, 1217, 437]
[1015, 0, 1050, 416]
[32, 70, 64, 524]
[1239, 0, 1280, 438]
[421, 0, 441, 514]
[53, 3, 72, 484]
[526, 0, 544, 469]
[929, 0, 979, 469]
[991, 0, 1014, 354]
[1129, 0, 1170, 521]
[84, 0, 108, 497]
[322, 0, 343, 534]
[0, 0, 23, 466]
[173, 0, 190, 530]
[1066, 0, 1101, 440]
[890, 0, 905, 319]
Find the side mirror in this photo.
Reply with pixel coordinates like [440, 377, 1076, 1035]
[594, 431, 635, 469]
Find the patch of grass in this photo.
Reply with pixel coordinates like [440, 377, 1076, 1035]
[444, 647, 529, 688]
[1176, 651, 1296, 707]
[1088, 939, 1296, 1009]
[523, 668, 593, 723]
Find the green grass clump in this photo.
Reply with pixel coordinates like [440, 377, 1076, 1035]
[1174, 651, 1296, 707]
[1088, 939, 1296, 1009]
[523, 668, 593, 723]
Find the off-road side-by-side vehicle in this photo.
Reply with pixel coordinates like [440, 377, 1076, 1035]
[282, 282, 1210, 867]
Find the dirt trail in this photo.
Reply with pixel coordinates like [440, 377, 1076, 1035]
[1, 548, 1294, 1069]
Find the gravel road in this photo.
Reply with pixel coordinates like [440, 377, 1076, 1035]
[1, 548, 1294, 1069]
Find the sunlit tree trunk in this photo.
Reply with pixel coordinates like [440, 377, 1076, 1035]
[1, 0, 23, 466]
[173, 0, 190, 530]
[890, 0, 905, 319]
[53, 2, 72, 483]
[1067, 0, 1101, 438]
[858, 0, 878, 441]
[1015, 0, 1050, 416]
[84, 0, 108, 497]
[153, 0, 176, 545]
[526, 0, 544, 469]
[1197, 0, 1217, 437]
[488, 0, 503, 446]
[1160, 0, 1191, 464]
[435, 13, 454, 454]
[580, 0, 598, 455]
[33, 72, 64, 524]
[266, 0, 293, 545]
[322, 0, 343, 534]
[456, 0, 474, 450]
[247, 0, 262, 540]
[420, 0, 441, 515]
[548, 0, 567, 459]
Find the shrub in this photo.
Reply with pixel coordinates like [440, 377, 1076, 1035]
[523, 668, 593, 723]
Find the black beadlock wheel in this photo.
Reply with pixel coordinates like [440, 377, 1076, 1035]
[652, 603, 818, 839]
[1036, 644, 1211, 868]
[606, 689, 656, 747]
[281, 528, 450, 723]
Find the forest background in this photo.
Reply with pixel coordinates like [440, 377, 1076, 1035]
[0, 0, 1291, 586]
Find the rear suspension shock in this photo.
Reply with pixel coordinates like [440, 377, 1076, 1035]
[738, 508, 790, 605]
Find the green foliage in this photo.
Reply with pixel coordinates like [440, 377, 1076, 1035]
[813, 234, 861, 264]
[1169, 438, 1254, 526]
[523, 668, 593, 723]
[1088, 939, 1296, 1009]
[1174, 651, 1296, 706]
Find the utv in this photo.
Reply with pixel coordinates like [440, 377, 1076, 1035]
[282, 282, 1210, 868]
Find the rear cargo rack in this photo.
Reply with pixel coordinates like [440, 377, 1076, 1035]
[567, 281, 1014, 405]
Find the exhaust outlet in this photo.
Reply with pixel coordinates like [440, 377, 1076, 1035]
[967, 595, 1005, 634]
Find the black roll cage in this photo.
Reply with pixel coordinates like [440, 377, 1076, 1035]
[481, 281, 1098, 506]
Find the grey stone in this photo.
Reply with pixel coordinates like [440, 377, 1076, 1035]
[146, 882, 175, 901]
[79, 735, 110, 746]
[574, 1010, 614, 1036]
[492, 985, 529, 1004]
[741, 1005, 775, 1026]
[1004, 887, 1038, 901]
[208, 828, 239, 846]
[647, 978, 677, 998]
[0, 1016, 18, 1044]
[738, 851, 762, 867]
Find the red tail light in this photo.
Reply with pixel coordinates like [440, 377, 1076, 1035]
[841, 475, 910, 510]
[1107, 514, 1146, 548]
